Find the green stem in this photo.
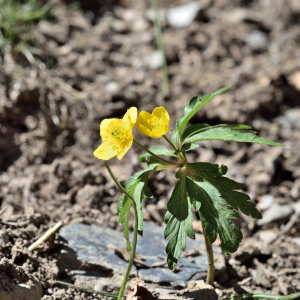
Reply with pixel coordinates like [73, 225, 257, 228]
[104, 162, 134, 200]
[151, 0, 169, 96]
[222, 293, 300, 300]
[57, 281, 123, 298]
[133, 139, 180, 167]
[104, 162, 138, 300]
[117, 194, 138, 300]
[203, 228, 215, 285]
[163, 135, 177, 151]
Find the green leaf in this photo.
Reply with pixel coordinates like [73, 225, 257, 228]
[182, 124, 251, 143]
[176, 86, 232, 137]
[171, 129, 180, 149]
[117, 194, 132, 250]
[139, 146, 176, 162]
[185, 124, 284, 146]
[117, 167, 156, 240]
[181, 123, 211, 142]
[186, 176, 242, 254]
[186, 162, 262, 219]
[180, 143, 199, 152]
[164, 170, 195, 269]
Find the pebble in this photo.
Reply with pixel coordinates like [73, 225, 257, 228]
[246, 30, 268, 50]
[257, 230, 277, 243]
[148, 50, 164, 69]
[166, 1, 201, 28]
[292, 237, 300, 246]
[257, 203, 294, 226]
[284, 109, 300, 130]
[257, 195, 274, 210]
[105, 81, 121, 94]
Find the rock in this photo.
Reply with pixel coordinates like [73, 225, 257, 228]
[257, 230, 277, 244]
[289, 71, 300, 91]
[221, 8, 264, 24]
[0, 281, 43, 300]
[290, 179, 300, 199]
[166, 2, 201, 28]
[257, 204, 294, 226]
[246, 30, 268, 50]
[284, 109, 300, 130]
[177, 280, 218, 300]
[257, 195, 274, 210]
[253, 269, 272, 288]
[291, 201, 300, 213]
[105, 81, 121, 94]
[59, 222, 225, 288]
[292, 237, 300, 246]
[148, 51, 164, 69]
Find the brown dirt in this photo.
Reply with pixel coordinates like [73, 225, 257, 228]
[0, 0, 300, 299]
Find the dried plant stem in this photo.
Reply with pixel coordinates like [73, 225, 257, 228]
[104, 162, 138, 300]
[151, 0, 169, 96]
[57, 281, 122, 298]
[28, 221, 63, 251]
[203, 229, 215, 285]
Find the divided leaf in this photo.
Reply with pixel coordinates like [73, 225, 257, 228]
[186, 176, 242, 254]
[184, 124, 284, 146]
[164, 171, 195, 269]
[186, 162, 262, 219]
[176, 86, 231, 137]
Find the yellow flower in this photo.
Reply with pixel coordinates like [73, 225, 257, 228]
[136, 107, 170, 138]
[94, 107, 137, 160]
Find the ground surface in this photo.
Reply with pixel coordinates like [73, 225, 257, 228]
[0, 0, 300, 299]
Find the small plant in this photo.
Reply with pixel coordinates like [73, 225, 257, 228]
[94, 87, 286, 300]
[0, 0, 52, 55]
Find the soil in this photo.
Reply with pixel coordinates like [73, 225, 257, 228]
[1, 0, 300, 299]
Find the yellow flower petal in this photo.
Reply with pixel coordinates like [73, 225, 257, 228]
[123, 107, 137, 129]
[136, 106, 170, 138]
[117, 134, 133, 160]
[136, 111, 152, 137]
[94, 142, 118, 160]
[100, 118, 117, 142]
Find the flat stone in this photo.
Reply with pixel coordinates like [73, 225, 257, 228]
[59, 222, 225, 287]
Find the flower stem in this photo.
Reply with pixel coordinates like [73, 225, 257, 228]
[222, 293, 300, 300]
[104, 162, 138, 300]
[203, 228, 215, 285]
[163, 135, 177, 151]
[133, 139, 180, 167]
[151, 0, 169, 96]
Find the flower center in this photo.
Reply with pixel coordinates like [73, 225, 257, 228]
[151, 116, 161, 129]
[107, 120, 127, 141]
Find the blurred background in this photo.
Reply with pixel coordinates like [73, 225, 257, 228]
[0, 0, 300, 299]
